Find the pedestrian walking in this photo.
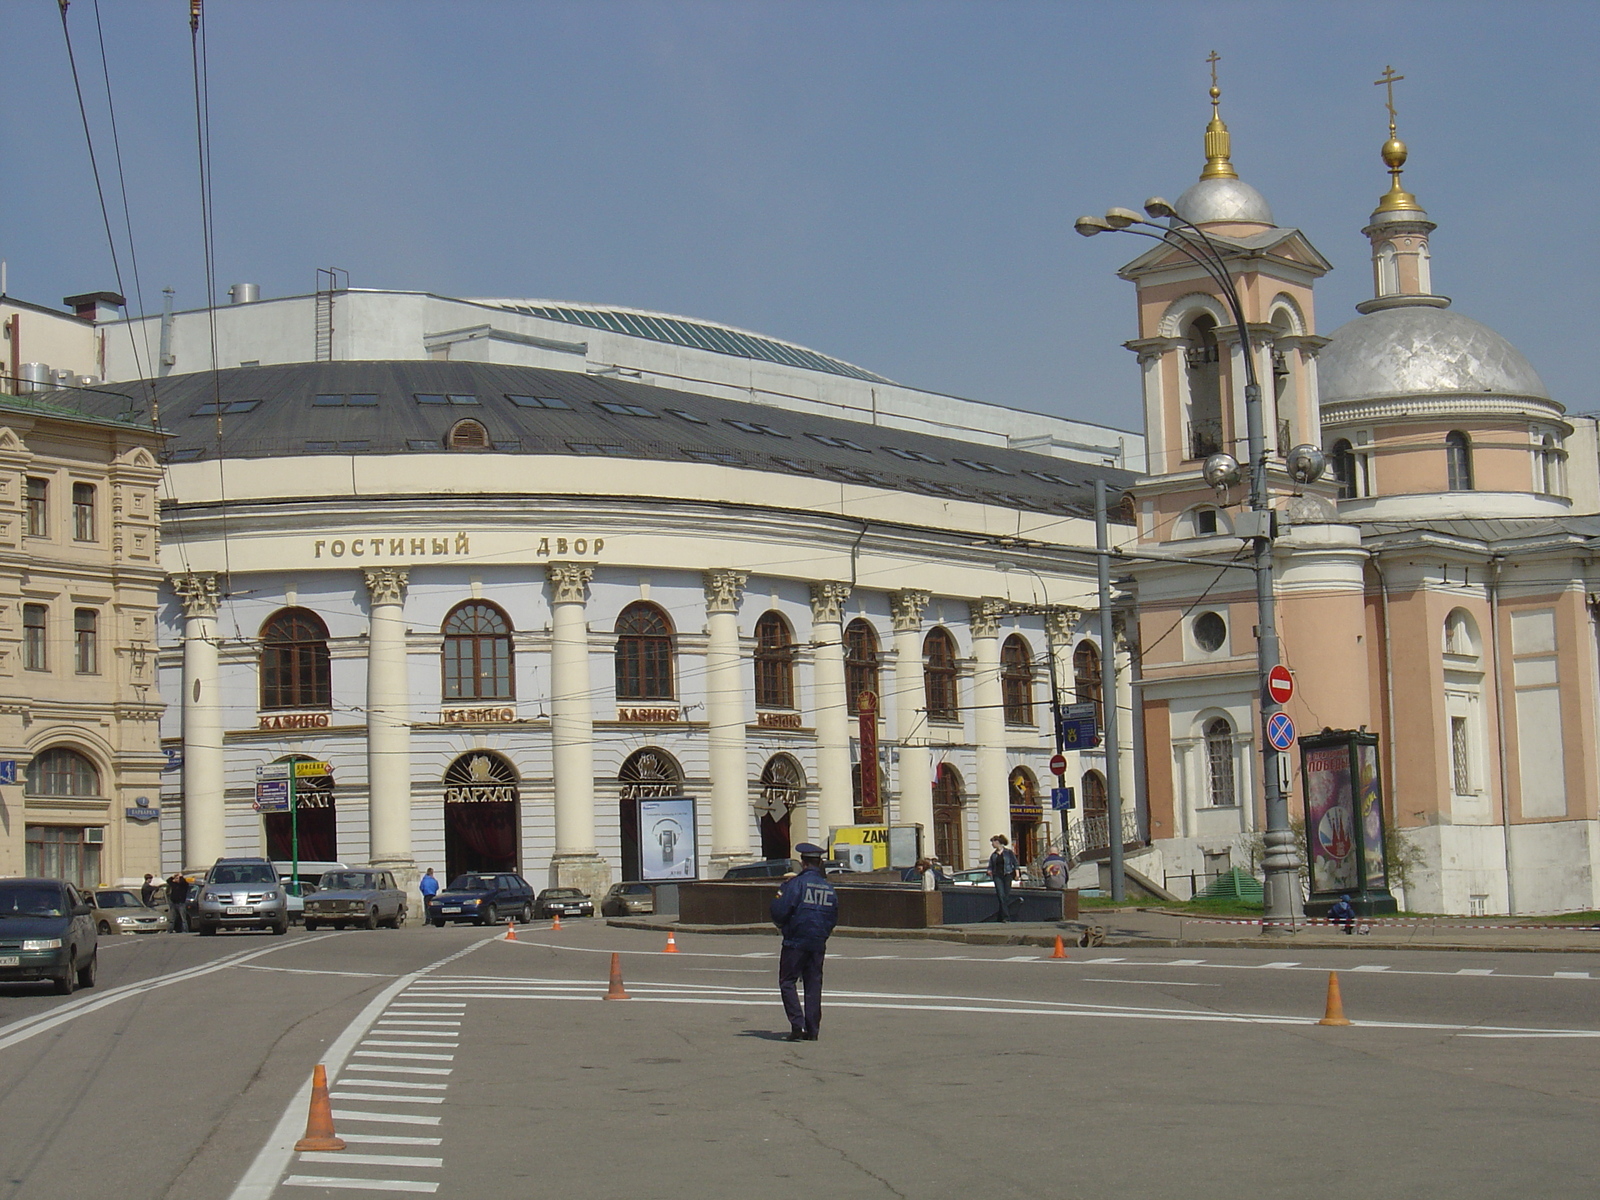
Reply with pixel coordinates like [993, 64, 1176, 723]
[166, 872, 190, 932]
[988, 834, 1019, 922]
[140, 873, 157, 908]
[1328, 894, 1357, 935]
[770, 842, 839, 1042]
[419, 867, 440, 917]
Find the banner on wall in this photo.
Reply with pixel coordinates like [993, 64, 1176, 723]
[638, 796, 697, 881]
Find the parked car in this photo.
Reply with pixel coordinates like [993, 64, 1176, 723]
[427, 873, 534, 927]
[194, 858, 289, 935]
[721, 859, 798, 879]
[282, 879, 316, 924]
[303, 869, 407, 931]
[0, 878, 98, 994]
[272, 861, 347, 924]
[89, 888, 165, 935]
[946, 868, 996, 888]
[600, 881, 655, 917]
[535, 887, 594, 919]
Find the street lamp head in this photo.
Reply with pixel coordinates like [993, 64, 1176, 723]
[994, 560, 1016, 573]
[1074, 215, 1112, 237]
[1144, 197, 1179, 220]
[1286, 444, 1328, 485]
[1103, 207, 1143, 229]
[1202, 452, 1242, 491]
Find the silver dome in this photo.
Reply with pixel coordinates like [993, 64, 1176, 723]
[1173, 177, 1275, 226]
[1319, 305, 1549, 405]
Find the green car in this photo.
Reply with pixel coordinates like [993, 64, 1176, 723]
[0, 878, 99, 994]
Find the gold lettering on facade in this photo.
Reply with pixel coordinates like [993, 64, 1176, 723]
[757, 711, 803, 730]
[305, 532, 602, 562]
[618, 707, 682, 723]
[259, 712, 332, 730]
[441, 707, 517, 724]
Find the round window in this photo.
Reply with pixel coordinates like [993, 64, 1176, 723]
[1193, 611, 1227, 653]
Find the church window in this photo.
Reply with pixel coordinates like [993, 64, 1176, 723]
[1195, 507, 1219, 535]
[1205, 718, 1236, 807]
[615, 602, 674, 700]
[1416, 241, 1432, 294]
[844, 619, 879, 713]
[1375, 242, 1399, 296]
[1538, 434, 1563, 496]
[1193, 611, 1227, 654]
[1001, 635, 1034, 725]
[923, 628, 959, 721]
[1451, 717, 1472, 795]
[260, 609, 331, 710]
[1445, 431, 1474, 491]
[442, 602, 513, 701]
[753, 611, 795, 709]
[1330, 439, 1358, 500]
[1184, 315, 1223, 460]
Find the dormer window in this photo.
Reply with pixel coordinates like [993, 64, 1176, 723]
[448, 420, 490, 451]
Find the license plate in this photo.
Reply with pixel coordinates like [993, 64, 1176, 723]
[440, 906, 460, 913]
[226, 905, 251, 915]
[0, 956, 18, 967]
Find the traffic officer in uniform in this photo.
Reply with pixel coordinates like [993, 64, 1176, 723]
[770, 843, 839, 1042]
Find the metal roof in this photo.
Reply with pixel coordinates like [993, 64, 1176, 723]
[52, 361, 1132, 519]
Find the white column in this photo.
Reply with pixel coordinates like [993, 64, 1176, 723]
[971, 597, 1010, 848]
[364, 568, 413, 876]
[891, 590, 932, 853]
[547, 562, 606, 892]
[811, 582, 853, 841]
[174, 572, 224, 867]
[705, 569, 750, 872]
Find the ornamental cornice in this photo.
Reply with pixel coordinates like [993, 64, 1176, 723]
[969, 597, 1008, 640]
[1321, 392, 1569, 430]
[172, 571, 220, 618]
[703, 569, 748, 615]
[546, 561, 594, 606]
[808, 581, 850, 626]
[891, 589, 930, 632]
[363, 567, 409, 607]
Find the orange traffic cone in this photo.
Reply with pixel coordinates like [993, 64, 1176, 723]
[1051, 934, 1068, 960]
[604, 952, 631, 1000]
[663, 930, 679, 953]
[293, 1064, 346, 1152]
[504, 918, 517, 941]
[1317, 971, 1352, 1027]
[551, 911, 562, 931]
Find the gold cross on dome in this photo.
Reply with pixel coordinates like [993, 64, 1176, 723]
[1375, 65, 1405, 134]
[1207, 50, 1221, 105]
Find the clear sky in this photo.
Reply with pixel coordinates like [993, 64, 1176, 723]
[1, 1, 1594, 433]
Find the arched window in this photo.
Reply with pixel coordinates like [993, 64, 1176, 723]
[1001, 634, 1033, 725]
[1330, 438, 1357, 500]
[1073, 641, 1102, 727]
[1538, 434, 1562, 496]
[845, 619, 880, 714]
[933, 763, 965, 868]
[753, 611, 795, 709]
[1185, 314, 1223, 460]
[447, 419, 490, 451]
[1081, 769, 1107, 816]
[1416, 241, 1432, 294]
[1445, 431, 1474, 492]
[615, 602, 674, 700]
[1205, 717, 1236, 807]
[1444, 609, 1481, 659]
[758, 754, 805, 860]
[1375, 241, 1398, 296]
[442, 601, 513, 701]
[26, 747, 101, 796]
[260, 609, 331, 710]
[923, 627, 959, 721]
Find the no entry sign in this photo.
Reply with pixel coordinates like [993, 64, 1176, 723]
[1267, 664, 1294, 705]
[1049, 754, 1067, 777]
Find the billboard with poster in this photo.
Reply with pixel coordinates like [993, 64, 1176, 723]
[638, 797, 697, 880]
[1299, 728, 1396, 915]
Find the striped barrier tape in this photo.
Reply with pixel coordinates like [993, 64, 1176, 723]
[1167, 914, 1600, 931]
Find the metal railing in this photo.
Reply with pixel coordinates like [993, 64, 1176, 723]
[1062, 809, 1142, 863]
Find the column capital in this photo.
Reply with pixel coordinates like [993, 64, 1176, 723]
[891, 589, 930, 632]
[363, 567, 409, 607]
[172, 571, 220, 619]
[808, 581, 851, 625]
[1045, 609, 1084, 645]
[969, 597, 1008, 640]
[546, 561, 594, 605]
[703, 569, 749, 615]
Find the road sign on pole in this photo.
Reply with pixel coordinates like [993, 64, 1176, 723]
[1266, 711, 1297, 752]
[254, 778, 290, 812]
[1049, 753, 1067, 777]
[1267, 664, 1295, 705]
[1050, 786, 1076, 811]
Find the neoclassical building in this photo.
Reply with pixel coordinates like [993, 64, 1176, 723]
[128, 355, 1136, 893]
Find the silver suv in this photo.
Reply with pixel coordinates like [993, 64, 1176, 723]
[195, 857, 289, 935]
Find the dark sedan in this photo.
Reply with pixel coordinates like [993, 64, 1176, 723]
[535, 888, 594, 919]
[426, 872, 534, 927]
[0, 878, 99, 994]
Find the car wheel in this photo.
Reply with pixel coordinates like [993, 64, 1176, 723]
[432, 917, 445, 928]
[481, 904, 498, 927]
[364, 909, 379, 931]
[519, 903, 532, 924]
[392, 906, 407, 929]
[55, 950, 77, 995]
[96, 920, 112, 936]
[304, 920, 319, 932]
[76, 949, 97, 989]
[273, 919, 289, 936]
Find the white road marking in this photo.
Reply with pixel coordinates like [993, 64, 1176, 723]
[1351, 965, 1391, 972]
[298, 1153, 443, 1169]
[1553, 971, 1591, 979]
[283, 1175, 438, 1194]
[241, 964, 395, 979]
[361, 1040, 460, 1049]
[353, 1050, 455, 1062]
[348, 1065, 452, 1077]
[1261, 962, 1300, 969]
[330, 1092, 445, 1105]
[1083, 979, 1220, 987]
[341, 1135, 442, 1146]
[377, 1020, 461, 1027]
[1165, 959, 1207, 966]
[1456, 969, 1495, 976]
[339, 1080, 448, 1090]
[332, 1109, 442, 1126]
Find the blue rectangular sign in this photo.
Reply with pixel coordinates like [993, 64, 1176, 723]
[0, 760, 15, 785]
[254, 779, 291, 813]
[1050, 787, 1076, 811]
[1057, 717, 1099, 749]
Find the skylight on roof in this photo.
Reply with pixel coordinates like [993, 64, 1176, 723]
[166, 447, 206, 463]
[415, 393, 479, 406]
[724, 419, 790, 438]
[1023, 469, 1074, 487]
[313, 393, 378, 407]
[685, 448, 745, 465]
[770, 456, 818, 474]
[406, 439, 438, 451]
[305, 440, 372, 453]
[194, 399, 260, 416]
[806, 432, 870, 452]
[567, 441, 630, 456]
[952, 457, 1012, 475]
[664, 408, 708, 424]
[881, 446, 941, 464]
[506, 394, 571, 410]
[594, 401, 658, 418]
[832, 466, 887, 485]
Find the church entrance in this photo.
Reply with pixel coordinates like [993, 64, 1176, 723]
[263, 756, 337, 863]
[442, 751, 520, 881]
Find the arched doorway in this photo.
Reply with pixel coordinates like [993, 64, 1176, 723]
[442, 751, 520, 880]
[1009, 767, 1042, 865]
[263, 754, 337, 864]
[619, 748, 688, 881]
[932, 763, 965, 868]
[757, 754, 805, 860]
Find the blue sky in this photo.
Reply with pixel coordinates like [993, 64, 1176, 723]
[1, 1, 1594, 431]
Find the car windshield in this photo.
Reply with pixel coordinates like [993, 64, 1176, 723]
[209, 863, 277, 885]
[95, 890, 142, 908]
[319, 872, 376, 891]
[0, 885, 67, 917]
[625, 884, 650, 894]
[545, 889, 580, 898]
[448, 875, 492, 890]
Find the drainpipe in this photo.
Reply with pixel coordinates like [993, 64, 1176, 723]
[1487, 554, 1516, 915]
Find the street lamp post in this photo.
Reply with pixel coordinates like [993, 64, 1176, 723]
[1075, 200, 1316, 931]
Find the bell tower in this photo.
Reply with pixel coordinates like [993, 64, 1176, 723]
[1359, 66, 1443, 311]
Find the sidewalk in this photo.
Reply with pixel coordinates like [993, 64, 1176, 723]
[612, 908, 1600, 955]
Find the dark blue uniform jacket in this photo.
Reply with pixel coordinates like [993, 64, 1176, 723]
[770, 867, 840, 947]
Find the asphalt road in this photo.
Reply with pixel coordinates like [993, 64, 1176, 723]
[2, 921, 1598, 1199]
